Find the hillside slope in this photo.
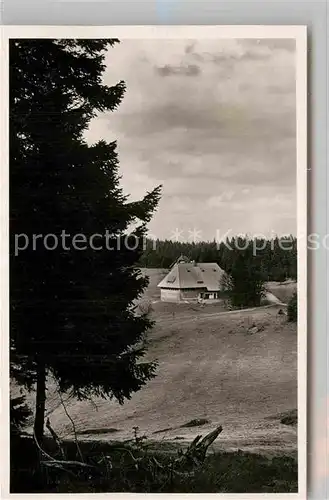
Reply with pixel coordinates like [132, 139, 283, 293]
[22, 304, 297, 455]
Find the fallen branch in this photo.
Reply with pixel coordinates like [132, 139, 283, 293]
[41, 460, 96, 469]
[33, 424, 95, 477]
[175, 426, 223, 467]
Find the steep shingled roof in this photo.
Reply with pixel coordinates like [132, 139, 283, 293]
[157, 262, 225, 291]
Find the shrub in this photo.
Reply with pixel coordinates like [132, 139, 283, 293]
[287, 292, 297, 322]
[280, 409, 297, 426]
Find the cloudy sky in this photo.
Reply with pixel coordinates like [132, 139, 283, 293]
[85, 38, 296, 242]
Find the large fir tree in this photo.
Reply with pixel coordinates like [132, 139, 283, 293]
[10, 39, 161, 443]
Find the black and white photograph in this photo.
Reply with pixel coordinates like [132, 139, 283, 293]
[7, 26, 307, 496]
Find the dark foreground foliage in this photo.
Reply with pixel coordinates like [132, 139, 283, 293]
[11, 435, 298, 494]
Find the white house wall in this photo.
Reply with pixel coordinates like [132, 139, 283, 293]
[181, 290, 200, 300]
[160, 289, 182, 302]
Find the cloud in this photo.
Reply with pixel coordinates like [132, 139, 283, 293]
[155, 63, 201, 77]
[254, 39, 296, 52]
[85, 38, 296, 240]
[207, 191, 236, 207]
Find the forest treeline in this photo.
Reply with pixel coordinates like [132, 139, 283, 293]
[139, 236, 297, 282]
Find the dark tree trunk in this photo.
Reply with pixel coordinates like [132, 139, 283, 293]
[34, 361, 46, 445]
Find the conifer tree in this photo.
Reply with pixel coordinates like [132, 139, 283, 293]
[223, 240, 265, 309]
[10, 39, 161, 443]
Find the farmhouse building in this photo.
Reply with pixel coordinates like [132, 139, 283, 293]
[157, 258, 226, 303]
